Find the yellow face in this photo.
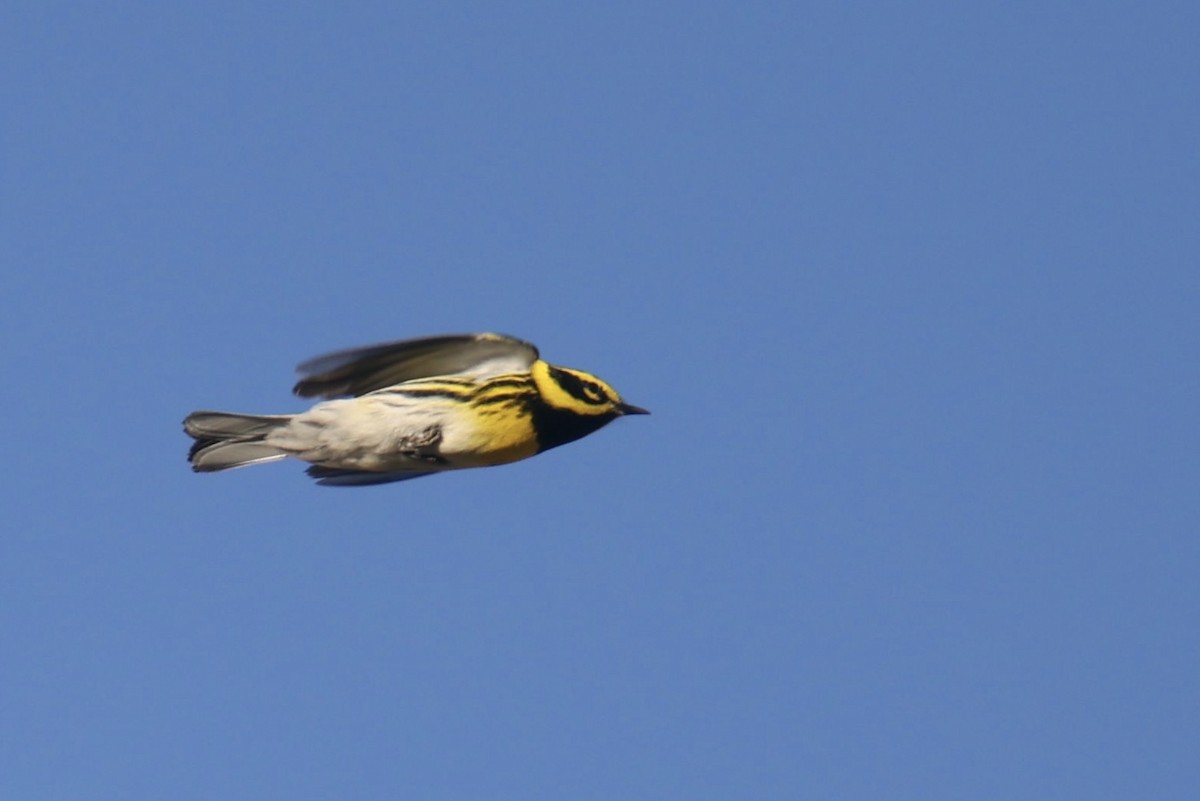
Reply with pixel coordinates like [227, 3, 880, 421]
[531, 361, 632, 417]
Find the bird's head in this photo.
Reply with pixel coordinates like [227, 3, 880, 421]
[531, 361, 649, 419]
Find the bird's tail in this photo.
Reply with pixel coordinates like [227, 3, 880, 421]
[184, 411, 294, 472]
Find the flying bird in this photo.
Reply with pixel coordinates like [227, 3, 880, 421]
[183, 333, 648, 486]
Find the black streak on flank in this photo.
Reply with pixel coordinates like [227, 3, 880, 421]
[389, 387, 473, 401]
[471, 392, 532, 408]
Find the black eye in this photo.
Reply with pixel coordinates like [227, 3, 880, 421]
[549, 366, 610, 406]
[581, 383, 606, 403]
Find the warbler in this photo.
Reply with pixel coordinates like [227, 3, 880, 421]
[183, 333, 648, 486]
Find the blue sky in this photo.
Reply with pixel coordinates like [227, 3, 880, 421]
[3, 2, 1197, 798]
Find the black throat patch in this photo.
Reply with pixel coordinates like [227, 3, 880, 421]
[529, 400, 616, 453]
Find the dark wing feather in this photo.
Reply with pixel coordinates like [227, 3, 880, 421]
[293, 333, 539, 398]
[306, 465, 439, 486]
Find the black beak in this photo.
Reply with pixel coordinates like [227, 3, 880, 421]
[618, 402, 650, 415]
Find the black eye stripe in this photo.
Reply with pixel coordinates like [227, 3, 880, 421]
[551, 367, 610, 405]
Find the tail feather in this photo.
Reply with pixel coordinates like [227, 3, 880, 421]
[184, 411, 292, 472]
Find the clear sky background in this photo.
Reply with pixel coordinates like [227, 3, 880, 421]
[3, 2, 1197, 799]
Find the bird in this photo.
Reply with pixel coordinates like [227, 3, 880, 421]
[183, 332, 648, 486]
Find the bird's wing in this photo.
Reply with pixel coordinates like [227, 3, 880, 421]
[293, 333, 540, 398]
[305, 465, 439, 487]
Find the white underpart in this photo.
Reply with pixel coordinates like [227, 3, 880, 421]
[265, 395, 463, 471]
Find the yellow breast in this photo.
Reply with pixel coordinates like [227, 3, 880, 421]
[454, 403, 539, 466]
